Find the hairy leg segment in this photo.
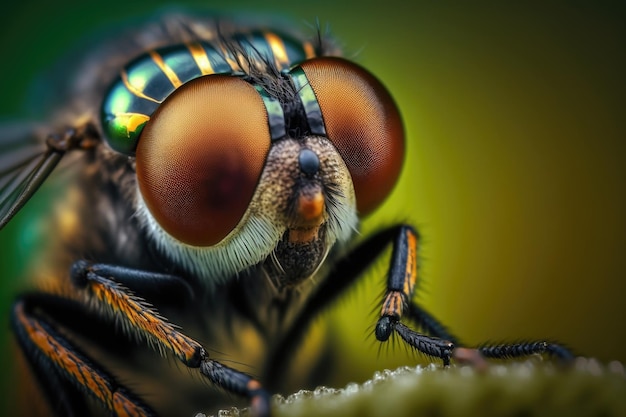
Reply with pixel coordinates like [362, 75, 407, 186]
[11, 261, 271, 417]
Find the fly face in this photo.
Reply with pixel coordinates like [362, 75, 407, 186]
[137, 132, 360, 288]
[240, 136, 358, 287]
[1, 11, 574, 417]
[101, 37, 404, 289]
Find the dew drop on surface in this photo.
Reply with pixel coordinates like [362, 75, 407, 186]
[344, 382, 359, 395]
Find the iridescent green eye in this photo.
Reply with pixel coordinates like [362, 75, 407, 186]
[101, 106, 150, 155]
[100, 55, 164, 155]
[101, 34, 317, 155]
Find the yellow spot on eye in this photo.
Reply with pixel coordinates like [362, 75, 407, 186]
[109, 113, 150, 138]
[126, 114, 150, 134]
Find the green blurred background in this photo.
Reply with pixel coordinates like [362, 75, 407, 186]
[0, 0, 624, 415]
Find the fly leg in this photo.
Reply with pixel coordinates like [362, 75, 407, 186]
[265, 225, 460, 382]
[477, 341, 575, 361]
[11, 260, 271, 417]
[69, 260, 272, 417]
[266, 223, 573, 386]
[383, 227, 575, 365]
[404, 302, 575, 364]
[374, 225, 457, 365]
[12, 293, 155, 417]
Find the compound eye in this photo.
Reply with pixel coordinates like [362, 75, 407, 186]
[299, 57, 405, 216]
[136, 75, 270, 247]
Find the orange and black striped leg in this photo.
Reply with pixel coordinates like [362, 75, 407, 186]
[374, 226, 456, 365]
[11, 294, 155, 417]
[69, 260, 271, 417]
[375, 227, 575, 365]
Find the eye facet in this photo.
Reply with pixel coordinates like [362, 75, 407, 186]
[136, 75, 270, 247]
[298, 57, 405, 216]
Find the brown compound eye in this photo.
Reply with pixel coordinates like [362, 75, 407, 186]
[298, 57, 405, 216]
[136, 75, 270, 247]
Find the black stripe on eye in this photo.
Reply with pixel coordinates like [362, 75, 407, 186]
[288, 67, 326, 136]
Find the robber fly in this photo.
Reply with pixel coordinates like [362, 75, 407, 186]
[0, 10, 574, 417]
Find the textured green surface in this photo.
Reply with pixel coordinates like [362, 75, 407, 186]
[216, 360, 626, 417]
